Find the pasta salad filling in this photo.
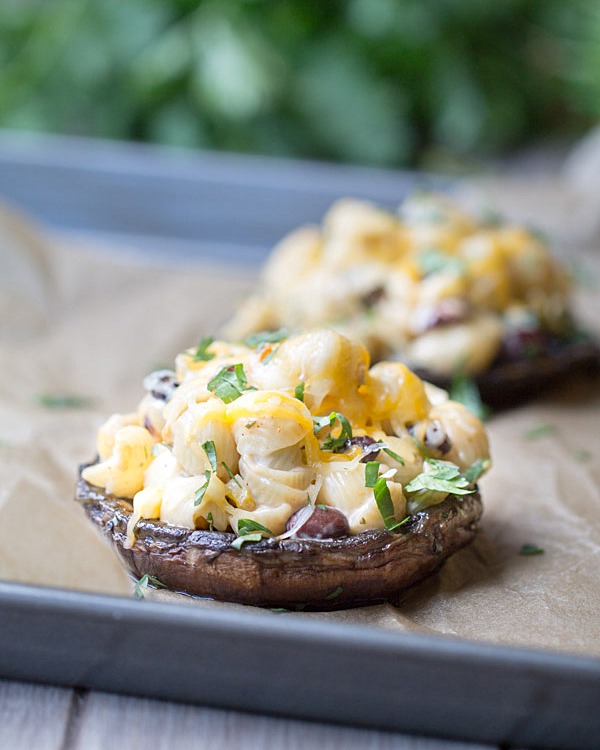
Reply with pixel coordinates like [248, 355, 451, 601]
[82, 329, 491, 548]
[223, 192, 573, 376]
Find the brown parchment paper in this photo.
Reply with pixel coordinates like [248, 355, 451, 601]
[1, 189, 599, 657]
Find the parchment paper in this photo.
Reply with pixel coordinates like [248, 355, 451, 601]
[1, 185, 598, 657]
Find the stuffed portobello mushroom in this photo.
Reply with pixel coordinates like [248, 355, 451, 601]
[223, 193, 599, 408]
[77, 329, 490, 609]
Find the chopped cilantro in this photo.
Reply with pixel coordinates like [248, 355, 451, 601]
[244, 329, 288, 348]
[524, 424, 557, 440]
[206, 512, 214, 532]
[379, 444, 405, 466]
[208, 363, 255, 403]
[237, 518, 273, 536]
[463, 457, 492, 484]
[312, 414, 335, 434]
[202, 440, 218, 472]
[194, 470, 212, 506]
[316, 503, 328, 511]
[231, 532, 264, 550]
[449, 372, 489, 421]
[404, 457, 485, 511]
[222, 460, 242, 487]
[365, 461, 380, 488]
[573, 449, 592, 462]
[134, 574, 167, 599]
[312, 412, 353, 452]
[294, 383, 305, 402]
[519, 544, 544, 556]
[324, 586, 343, 600]
[35, 393, 94, 410]
[373, 476, 398, 531]
[193, 336, 215, 362]
[418, 248, 465, 277]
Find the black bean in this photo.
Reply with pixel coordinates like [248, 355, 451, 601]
[348, 435, 381, 462]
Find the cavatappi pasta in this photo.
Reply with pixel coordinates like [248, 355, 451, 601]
[223, 193, 571, 377]
[82, 330, 491, 546]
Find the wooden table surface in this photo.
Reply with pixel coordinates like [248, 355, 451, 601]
[0, 679, 507, 750]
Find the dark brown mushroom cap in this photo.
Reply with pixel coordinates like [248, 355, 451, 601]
[417, 336, 600, 409]
[76, 463, 483, 610]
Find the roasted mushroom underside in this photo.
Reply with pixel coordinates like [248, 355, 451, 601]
[77, 464, 483, 609]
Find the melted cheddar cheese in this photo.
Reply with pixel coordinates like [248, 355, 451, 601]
[223, 193, 571, 376]
[82, 329, 491, 544]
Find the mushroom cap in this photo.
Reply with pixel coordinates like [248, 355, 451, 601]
[76, 463, 483, 609]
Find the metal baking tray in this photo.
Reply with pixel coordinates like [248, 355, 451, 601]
[0, 132, 599, 749]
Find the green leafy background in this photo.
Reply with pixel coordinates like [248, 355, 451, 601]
[1, 0, 598, 168]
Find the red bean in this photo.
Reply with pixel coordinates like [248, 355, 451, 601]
[286, 505, 350, 540]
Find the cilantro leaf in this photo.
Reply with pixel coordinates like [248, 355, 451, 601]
[231, 533, 264, 550]
[208, 363, 254, 403]
[449, 372, 489, 421]
[520, 543, 544, 556]
[194, 336, 215, 362]
[294, 382, 305, 402]
[134, 574, 167, 599]
[524, 424, 556, 440]
[222, 461, 242, 487]
[373, 476, 399, 531]
[194, 470, 212, 506]
[463, 457, 491, 483]
[313, 412, 353, 452]
[237, 518, 273, 536]
[206, 512, 214, 532]
[35, 393, 94, 410]
[418, 248, 465, 277]
[202, 440, 218, 472]
[380, 444, 405, 465]
[365, 461, 380, 488]
[244, 329, 288, 348]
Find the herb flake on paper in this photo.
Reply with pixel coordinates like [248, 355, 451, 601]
[519, 543, 544, 556]
[134, 574, 167, 599]
[523, 424, 557, 441]
[35, 393, 95, 410]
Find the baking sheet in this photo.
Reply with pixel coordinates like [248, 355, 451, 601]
[2, 180, 599, 658]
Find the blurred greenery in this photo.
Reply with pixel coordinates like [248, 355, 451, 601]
[0, 0, 598, 168]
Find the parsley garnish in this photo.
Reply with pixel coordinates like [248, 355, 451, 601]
[449, 372, 489, 421]
[134, 574, 167, 599]
[35, 393, 94, 410]
[222, 460, 242, 486]
[193, 336, 215, 362]
[373, 476, 407, 532]
[316, 503, 328, 511]
[231, 533, 263, 550]
[573, 449, 592, 462]
[231, 518, 273, 549]
[404, 457, 488, 511]
[202, 440, 218, 471]
[237, 518, 273, 536]
[365, 461, 380, 488]
[294, 383, 305, 402]
[207, 512, 214, 532]
[520, 544, 544, 556]
[194, 470, 212, 506]
[208, 363, 255, 403]
[418, 248, 465, 277]
[244, 329, 288, 348]
[313, 412, 353, 452]
[379, 443, 405, 466]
